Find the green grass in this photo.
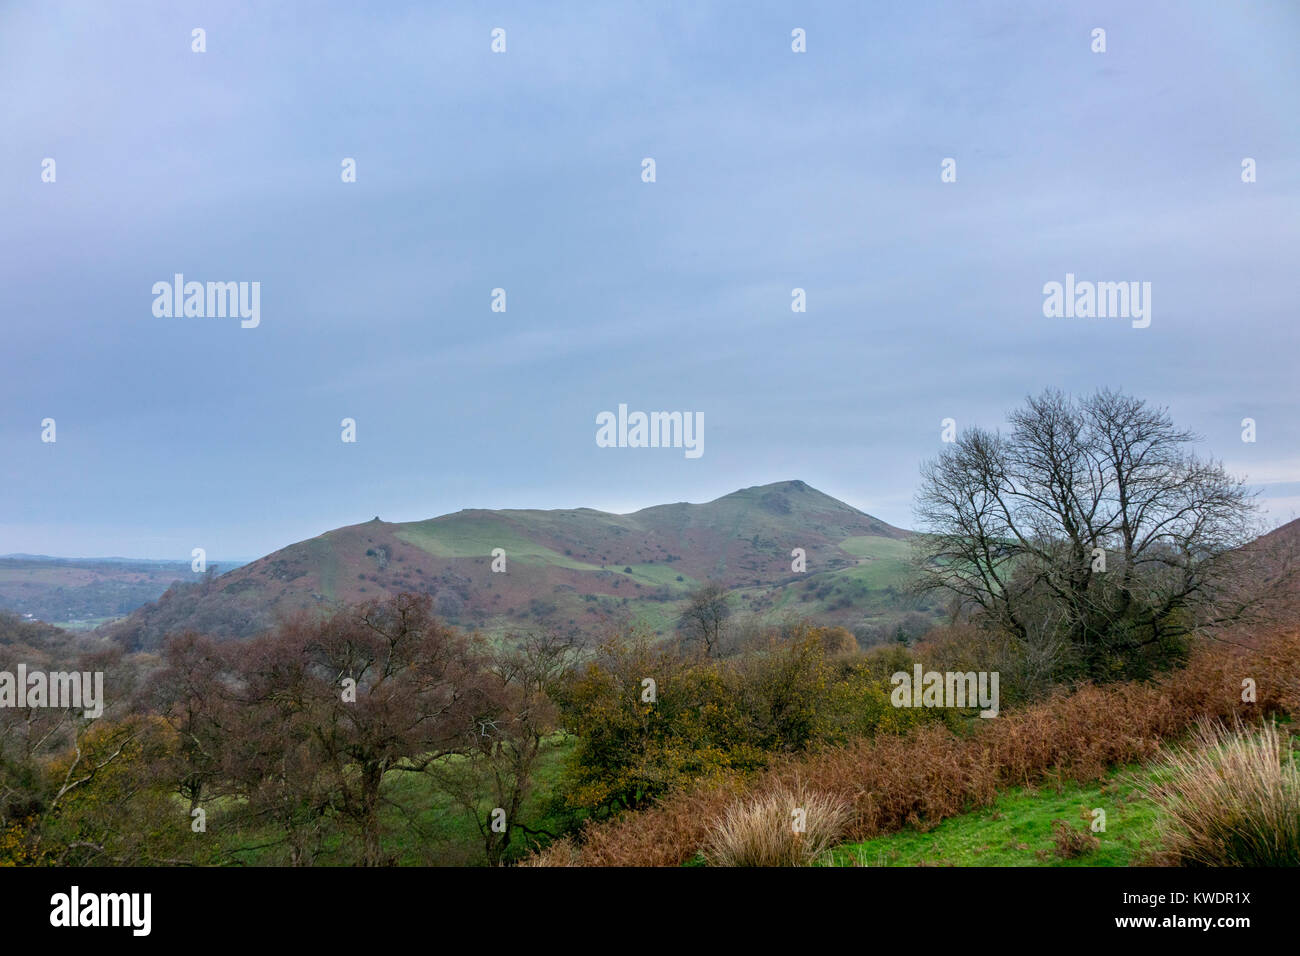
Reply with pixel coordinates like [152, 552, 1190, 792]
[379, 734, 577, 865]
[827, 763, 1165, 867]
[396, 518, 603, 570]
[758, 562, 915, 619]
[205, 734, 578, 866]
[828, 558, 914, 590]
[837, 535, 912, 560]
[51, 616, 122, 630]
[623, 600, 685, 636]
[616, 563, 698, 589]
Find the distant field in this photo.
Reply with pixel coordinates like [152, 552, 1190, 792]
[0, 556, 234, 629]
[838, 535, 913, 560]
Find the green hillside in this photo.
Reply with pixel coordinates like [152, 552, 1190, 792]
[828, 764, 1165, 867]
[105, 480, 932, 649]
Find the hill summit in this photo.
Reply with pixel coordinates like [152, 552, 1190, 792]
[106, 481, 914, 649]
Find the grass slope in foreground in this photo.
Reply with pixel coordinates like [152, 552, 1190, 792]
[827, 763, 1164, 867]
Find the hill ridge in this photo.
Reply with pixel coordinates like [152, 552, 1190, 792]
[104, 481, 914, 649]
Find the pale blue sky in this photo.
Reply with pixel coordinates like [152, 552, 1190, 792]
[2, 0, 1298, 559]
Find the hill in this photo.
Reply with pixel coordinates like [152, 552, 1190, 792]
[104, 480, 925, 650]
[1255, 515, 1300, 553]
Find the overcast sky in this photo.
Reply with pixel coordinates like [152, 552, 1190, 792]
[2, 0, 1297, 560]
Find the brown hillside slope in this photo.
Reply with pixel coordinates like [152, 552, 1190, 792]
[531, 627, 1300, 866]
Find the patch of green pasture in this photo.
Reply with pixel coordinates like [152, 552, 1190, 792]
[396, 518, 602, 571]
[838, 536, 913, 560]
[827, 764, 1164, 867]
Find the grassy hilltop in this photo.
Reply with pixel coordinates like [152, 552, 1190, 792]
[105, 480, 926, 649]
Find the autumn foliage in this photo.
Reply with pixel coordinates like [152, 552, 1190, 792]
[531, 628, 1300, 866]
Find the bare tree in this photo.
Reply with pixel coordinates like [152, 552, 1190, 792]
[298, 593, 489, 865]
[676, 582, 732, 657]
[211, 593, 491, 866]
[430, 630, 576, 865]
[915, 388, 1259, 679]
[141, 631, 229, 814]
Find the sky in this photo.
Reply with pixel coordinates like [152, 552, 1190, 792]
[1, 0, 1298, 560]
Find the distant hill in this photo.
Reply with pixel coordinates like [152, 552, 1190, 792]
[1234, 516, 1300, 618]
[0, 556, 241, 630]
[1256, 516, 1300, 550]
[104, 480, 927, 650]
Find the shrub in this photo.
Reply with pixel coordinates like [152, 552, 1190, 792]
[555, 627, 950, 814]
[531, 629, 1300, 866]
[554, 635, 760, 813]
[703, 783, 850, 867]
[1142, 719, 1300, 867]
[1050, 819, 1100, 859]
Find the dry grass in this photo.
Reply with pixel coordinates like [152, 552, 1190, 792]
[1141, 719, 1300, 867]
[703, 782, 850, 867]
[528, 629, 1300, 866]
[1050, 819, 1101, 859]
